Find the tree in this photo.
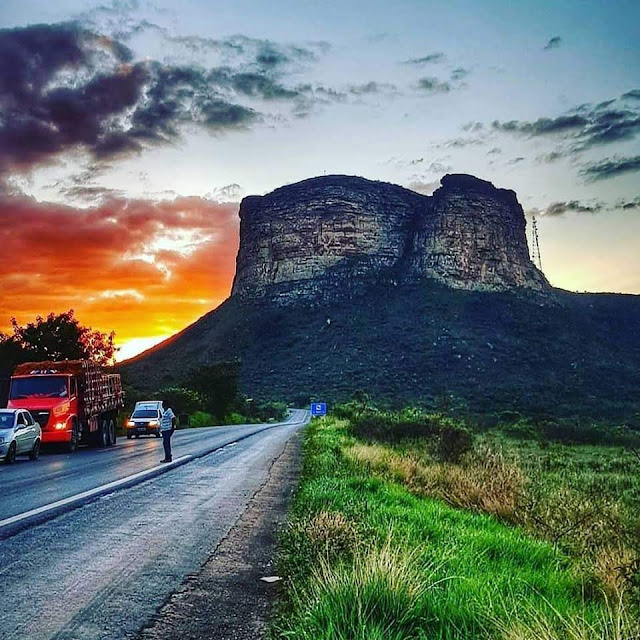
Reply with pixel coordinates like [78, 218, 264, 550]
[1, 310, 116, 368]
[155, 387, 204, 415]
[186, 361, 240, 420]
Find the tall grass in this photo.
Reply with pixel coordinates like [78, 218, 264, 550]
[272, 418, 633, 639]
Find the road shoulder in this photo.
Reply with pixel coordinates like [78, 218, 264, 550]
[138, 428, 302, 640]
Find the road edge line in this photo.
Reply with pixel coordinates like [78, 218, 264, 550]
[0, 412, 309, 539]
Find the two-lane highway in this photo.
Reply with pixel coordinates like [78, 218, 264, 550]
[0, 410, 306, 523]
[0, 410, 307, 640]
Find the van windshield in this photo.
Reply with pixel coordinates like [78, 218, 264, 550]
[132, 410, 158, 419]
[10, 376, 68, 399]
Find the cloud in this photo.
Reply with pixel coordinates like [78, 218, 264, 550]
[0, 192, 239, 346]
[403, 52, 446, 65]
[617, 196, 640, 210]
[537, 150, 565, 163]
[417, 77, 451, 93]
[544, 36, 562, 50]
[507, 156, 525, 165]
[492, 94, 640, 152]
[622, 89, 640, 101]
[406, 179, 441, 195]
[580, 155, 640, 181]
[0, 22, 325, 176]
[450, 67, 469, 81]
[348, 81, 397, 96]
[493, 114, 588, 135]
[542, 200, 603, 216]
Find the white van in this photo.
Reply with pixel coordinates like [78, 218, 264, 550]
[126, 401, 165, 439]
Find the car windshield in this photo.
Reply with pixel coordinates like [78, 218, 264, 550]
[0, 412, 15, 429]
[10, 376, 68, 399]
[132, 410, 158, 419]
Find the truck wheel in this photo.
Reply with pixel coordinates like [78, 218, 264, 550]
[155, 430, 161, 438]
[98, 420, 109, 448]
[67, 421, 78, 452]
[107, 419, 116, 446]
[29, 439, 41, 460]
[126, 432, 132, 440]
[5, 442, 16, 464]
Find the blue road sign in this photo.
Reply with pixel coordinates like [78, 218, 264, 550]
[311, 402, 327, 417]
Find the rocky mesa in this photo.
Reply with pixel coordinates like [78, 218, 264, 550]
[231, 174, 548, 302]
[121, 172, 640, 422]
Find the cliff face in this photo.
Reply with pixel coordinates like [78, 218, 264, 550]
[231, 173, 548, 302]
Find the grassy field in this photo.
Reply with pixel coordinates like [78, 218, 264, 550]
[271, 414, 638, 639]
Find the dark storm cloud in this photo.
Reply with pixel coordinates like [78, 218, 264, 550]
[580, 155, 640, 181]
[403, 52, 446, 65]
[417, 77, 451, 93]
[544, 36, 562, 50]
[0, 22, 316, 175]
[492, 94, 640, 152]
[543, 200, 603, 216]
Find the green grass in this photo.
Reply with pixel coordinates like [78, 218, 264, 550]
[272, 417, 629, 640]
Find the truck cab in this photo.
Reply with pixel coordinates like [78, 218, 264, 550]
[8, 371, 78, 446]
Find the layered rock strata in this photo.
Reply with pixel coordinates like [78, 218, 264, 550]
[231, 174, 548, 302]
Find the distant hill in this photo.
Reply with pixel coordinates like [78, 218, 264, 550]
[120, 174, 640, 422]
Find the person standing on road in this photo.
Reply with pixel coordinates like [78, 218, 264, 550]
[160, 407, 176, 463]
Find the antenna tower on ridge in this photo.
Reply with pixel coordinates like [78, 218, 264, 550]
[531, 216, 542, 270]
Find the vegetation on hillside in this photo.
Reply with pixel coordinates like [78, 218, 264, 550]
[272, 410, 639, 639]
[121, 361, 287, 428]
[120, 282, 640, 424]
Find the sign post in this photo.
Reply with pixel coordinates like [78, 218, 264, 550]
[310, 402, 327, 417]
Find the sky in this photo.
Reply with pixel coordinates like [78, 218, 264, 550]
[0, 0, 638, 360]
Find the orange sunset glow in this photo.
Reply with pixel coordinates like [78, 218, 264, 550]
[0, 195, 239, 360]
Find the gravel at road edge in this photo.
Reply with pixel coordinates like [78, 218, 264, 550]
[137, 429, 302, 640]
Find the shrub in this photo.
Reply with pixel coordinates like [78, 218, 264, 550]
[351, 409, 442, 441]
[436, 418, 473, 462]
[540, 419, 640, 447]
[189, 411, 214, 428]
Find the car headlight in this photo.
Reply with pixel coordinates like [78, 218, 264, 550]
[55, 422, 65, 430]
[149, 419, 159, 426]
[127, 420, 135, 427]
[0, 437, 4, 445]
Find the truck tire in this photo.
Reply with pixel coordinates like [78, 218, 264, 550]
[67, 421, 78, 452]
[107, 419, 116, 446]
[98, 419, 109, 448]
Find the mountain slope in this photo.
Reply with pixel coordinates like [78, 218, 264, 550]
[121, 280, 640, 421]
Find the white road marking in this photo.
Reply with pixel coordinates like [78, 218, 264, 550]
[0, 455, 192, 530]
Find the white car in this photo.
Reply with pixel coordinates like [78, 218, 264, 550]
[0, 409, 42, 463]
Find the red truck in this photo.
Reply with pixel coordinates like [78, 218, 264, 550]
[7, 360, 124, 451]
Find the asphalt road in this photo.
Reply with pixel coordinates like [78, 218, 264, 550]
[0, 411, 306, 522]
[0, 410, 307, 640]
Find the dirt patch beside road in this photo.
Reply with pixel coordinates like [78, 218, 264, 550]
[138, 430, 302, 640]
